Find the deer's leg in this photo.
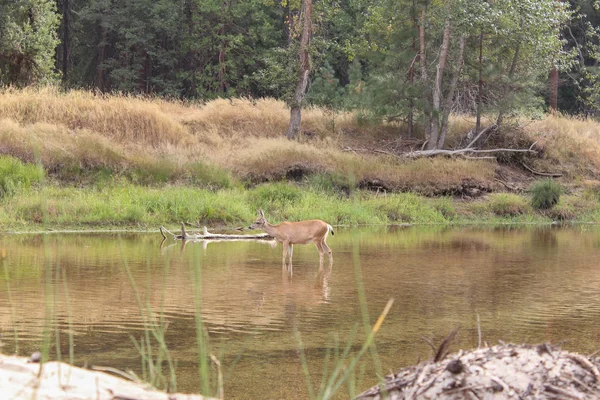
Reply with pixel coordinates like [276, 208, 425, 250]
[321, 239, 333, 267]
[314, 241, 325, 266]
[289, 244, 294, 266]
[282, 241, 289, 267]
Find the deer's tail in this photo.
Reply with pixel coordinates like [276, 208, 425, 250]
[328, 224, 335, 236]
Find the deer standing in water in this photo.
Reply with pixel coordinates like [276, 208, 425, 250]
[248, 209, 334, 267]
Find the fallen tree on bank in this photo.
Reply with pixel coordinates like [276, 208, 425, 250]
[357, 342, 600, 399]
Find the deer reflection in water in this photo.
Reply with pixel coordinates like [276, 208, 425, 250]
[248, 209, 334, 269]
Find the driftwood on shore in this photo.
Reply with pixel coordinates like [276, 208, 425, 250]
[0, 353, 212, 400]
[160, 223, 273, 241]
[357, 342, 600, 399]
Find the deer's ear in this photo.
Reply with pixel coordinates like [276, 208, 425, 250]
[258, 209, 265, 218]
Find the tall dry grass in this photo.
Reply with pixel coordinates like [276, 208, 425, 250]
[0, 88, 499, 191]
[526, 115, 600, 177]
[0, 87, 188, 147]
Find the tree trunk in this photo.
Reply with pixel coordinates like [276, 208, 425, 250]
[476, 32, 483, 133]
[407, 0, 417, 138]
[286, 0, 312, 140]
[419, 8, 432, 142]
[438, 35, 466, 149]
[496, 41, 521, 130]
[62, 0, 70, 82]
[426, 19, 451, 150]
[549, 67, 558, 114]
[97, 25, 108, 91]
[56, 0, 71, 82]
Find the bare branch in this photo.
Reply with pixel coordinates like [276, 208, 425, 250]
[520, 162, 563, 177]
[466, 124, 498, 149]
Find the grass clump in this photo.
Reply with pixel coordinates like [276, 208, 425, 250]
[488, 193, 529, 217]
[530, 179, 562, 210]
[365, 193, 447, 224]
[0, 156, 44, 198]
[248, 182, 304, 209]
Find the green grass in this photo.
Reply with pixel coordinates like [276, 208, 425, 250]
[488, 193, 530, 217]
[0, 155, 44, 198]
[3, 180, 600, 232]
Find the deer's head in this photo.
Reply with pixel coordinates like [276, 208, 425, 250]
[248, 209, 267, 230]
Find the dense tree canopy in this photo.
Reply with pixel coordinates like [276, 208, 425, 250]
[2, 0, 600, 147]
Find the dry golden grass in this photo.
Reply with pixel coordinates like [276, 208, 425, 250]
[0, 87, 187, 147]
[0, 88, 501, 190]
[525, 115, 600, 177]
[0, 119, 128, 169]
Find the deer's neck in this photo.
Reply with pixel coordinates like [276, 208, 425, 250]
[262, 221, 280, 238]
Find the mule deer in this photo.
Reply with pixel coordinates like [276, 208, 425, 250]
[248, 209, 334, 267]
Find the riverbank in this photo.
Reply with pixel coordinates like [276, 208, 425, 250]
[1, 181, 600, 232]
[1, 88, 600, 230]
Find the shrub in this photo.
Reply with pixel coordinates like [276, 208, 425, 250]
[530, 179, 562, 210]
[489, 193, 528, 217]
[0, 156, 44, 198]
[546, 203, 575, 221]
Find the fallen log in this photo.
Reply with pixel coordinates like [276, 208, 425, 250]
[357, 342, 600, 399]
[0, 353, 212, 400]
[404, 147, 538, 158]
[160, 223, 273, 241]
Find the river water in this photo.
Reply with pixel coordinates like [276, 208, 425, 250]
[1, 225, 600, 399]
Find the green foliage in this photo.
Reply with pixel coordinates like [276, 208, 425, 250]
[530, 179, 563, 210]
[0, 156, 44, 198]
[0, 0, 60, 86]
[309, 63, 345, 108]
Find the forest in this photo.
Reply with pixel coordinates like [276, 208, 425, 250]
[2, 0, 600, 146]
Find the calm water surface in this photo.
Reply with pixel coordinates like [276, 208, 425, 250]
[1, 225, 600, 398]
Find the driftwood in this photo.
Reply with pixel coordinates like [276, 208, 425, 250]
[342, 145, 538, 160]
[404, 147, 538, 158]
[0, 353, 211, 400]
[521, 162, 563, 177]
[357, 342, 600, 399]
[160, 223, 273, 241]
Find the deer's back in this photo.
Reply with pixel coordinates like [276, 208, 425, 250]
[274, 220, 329, 244]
